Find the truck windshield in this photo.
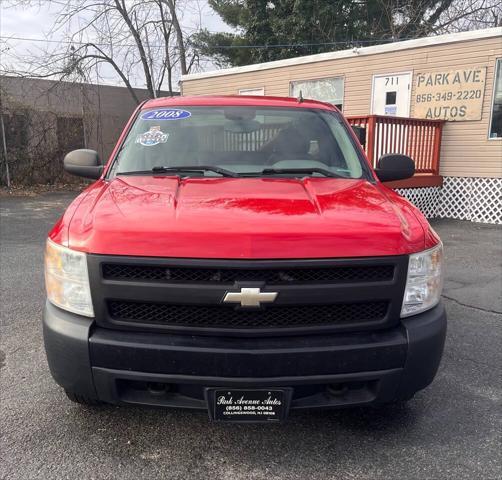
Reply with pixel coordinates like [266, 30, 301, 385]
[110, 106, 367, 179]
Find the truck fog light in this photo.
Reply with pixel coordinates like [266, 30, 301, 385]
[44, 239, 94, 317]
[401, 243, 444, 317]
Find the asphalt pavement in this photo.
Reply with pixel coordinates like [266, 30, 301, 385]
[0, 192, 501, 480]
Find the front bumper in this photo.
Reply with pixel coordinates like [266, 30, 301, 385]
[43, 301, 446, 410]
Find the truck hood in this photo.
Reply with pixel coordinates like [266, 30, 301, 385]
[62, 176, 426, 258]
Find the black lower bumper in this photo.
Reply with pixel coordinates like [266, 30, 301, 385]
[43, 301, 446, 410]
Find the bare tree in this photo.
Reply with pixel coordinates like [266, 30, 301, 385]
[0, 84, 86, 185]
[434, 0, 501, 32]
[373, 0, 501, 40]
[1, 0, 203, 103]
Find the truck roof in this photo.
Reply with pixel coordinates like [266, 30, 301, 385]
[142, 95, 336, 111]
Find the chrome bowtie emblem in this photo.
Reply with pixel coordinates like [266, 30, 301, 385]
[223, 288, 278, 307]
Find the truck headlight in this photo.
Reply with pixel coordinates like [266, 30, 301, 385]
[401, 243, 444, 317]
[44, 239, 94, 317]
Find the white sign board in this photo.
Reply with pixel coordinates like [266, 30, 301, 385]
[413, 67, 487, 121]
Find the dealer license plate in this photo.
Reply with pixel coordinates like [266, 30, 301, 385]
[208, 389, 290, 422]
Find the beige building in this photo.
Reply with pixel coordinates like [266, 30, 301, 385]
[181, 28, 502, 224]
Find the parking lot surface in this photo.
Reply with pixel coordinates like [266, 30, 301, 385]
[1, 192, 501, 480]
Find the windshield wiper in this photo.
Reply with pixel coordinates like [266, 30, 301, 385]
[256, 168, 343, 178]
[117, 165, 239, 178]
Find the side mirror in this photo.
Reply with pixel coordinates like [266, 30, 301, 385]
[64, 149, 103, 179]
[351, 126, 366, 147]
[375, 153, 415, 182]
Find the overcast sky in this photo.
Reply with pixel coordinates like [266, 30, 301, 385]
[0, 1, 231, 88]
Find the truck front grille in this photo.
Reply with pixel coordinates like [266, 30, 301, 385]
[108, 300, 389, 329]
[102, 263, 394, 284]
[88, 254, 407, 335]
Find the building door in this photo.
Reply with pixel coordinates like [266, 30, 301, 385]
[371, 72, 412, 117]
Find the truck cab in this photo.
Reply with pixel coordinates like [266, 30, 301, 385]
[43, 96, 446, 422]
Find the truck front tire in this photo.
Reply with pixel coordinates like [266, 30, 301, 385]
[64, 389, 103, 406]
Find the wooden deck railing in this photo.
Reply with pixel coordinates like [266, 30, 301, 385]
[347, 115, 444, 177]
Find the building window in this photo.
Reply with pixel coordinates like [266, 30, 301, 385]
[238, 87, 265, 96]
[385, 91, 397, 105]
[290, 77, 344, 110]
[489, 59, 502, 139]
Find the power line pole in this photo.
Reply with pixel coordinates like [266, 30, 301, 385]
[0, 90, 11, 188]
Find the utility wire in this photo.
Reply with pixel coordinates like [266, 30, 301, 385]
[0, 34, 413, 49]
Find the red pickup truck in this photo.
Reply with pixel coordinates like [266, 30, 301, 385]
[44, 95, 446, 422]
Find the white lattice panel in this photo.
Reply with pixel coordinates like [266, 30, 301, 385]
[437, 177, 472, 220]
[438, 177, 502, 224]
[396, 187, 441, 219]
[395, 177, 501, 224]
[469, 178, 502, 224]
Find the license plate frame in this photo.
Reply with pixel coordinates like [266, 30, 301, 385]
[206, 388, 292, 423]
